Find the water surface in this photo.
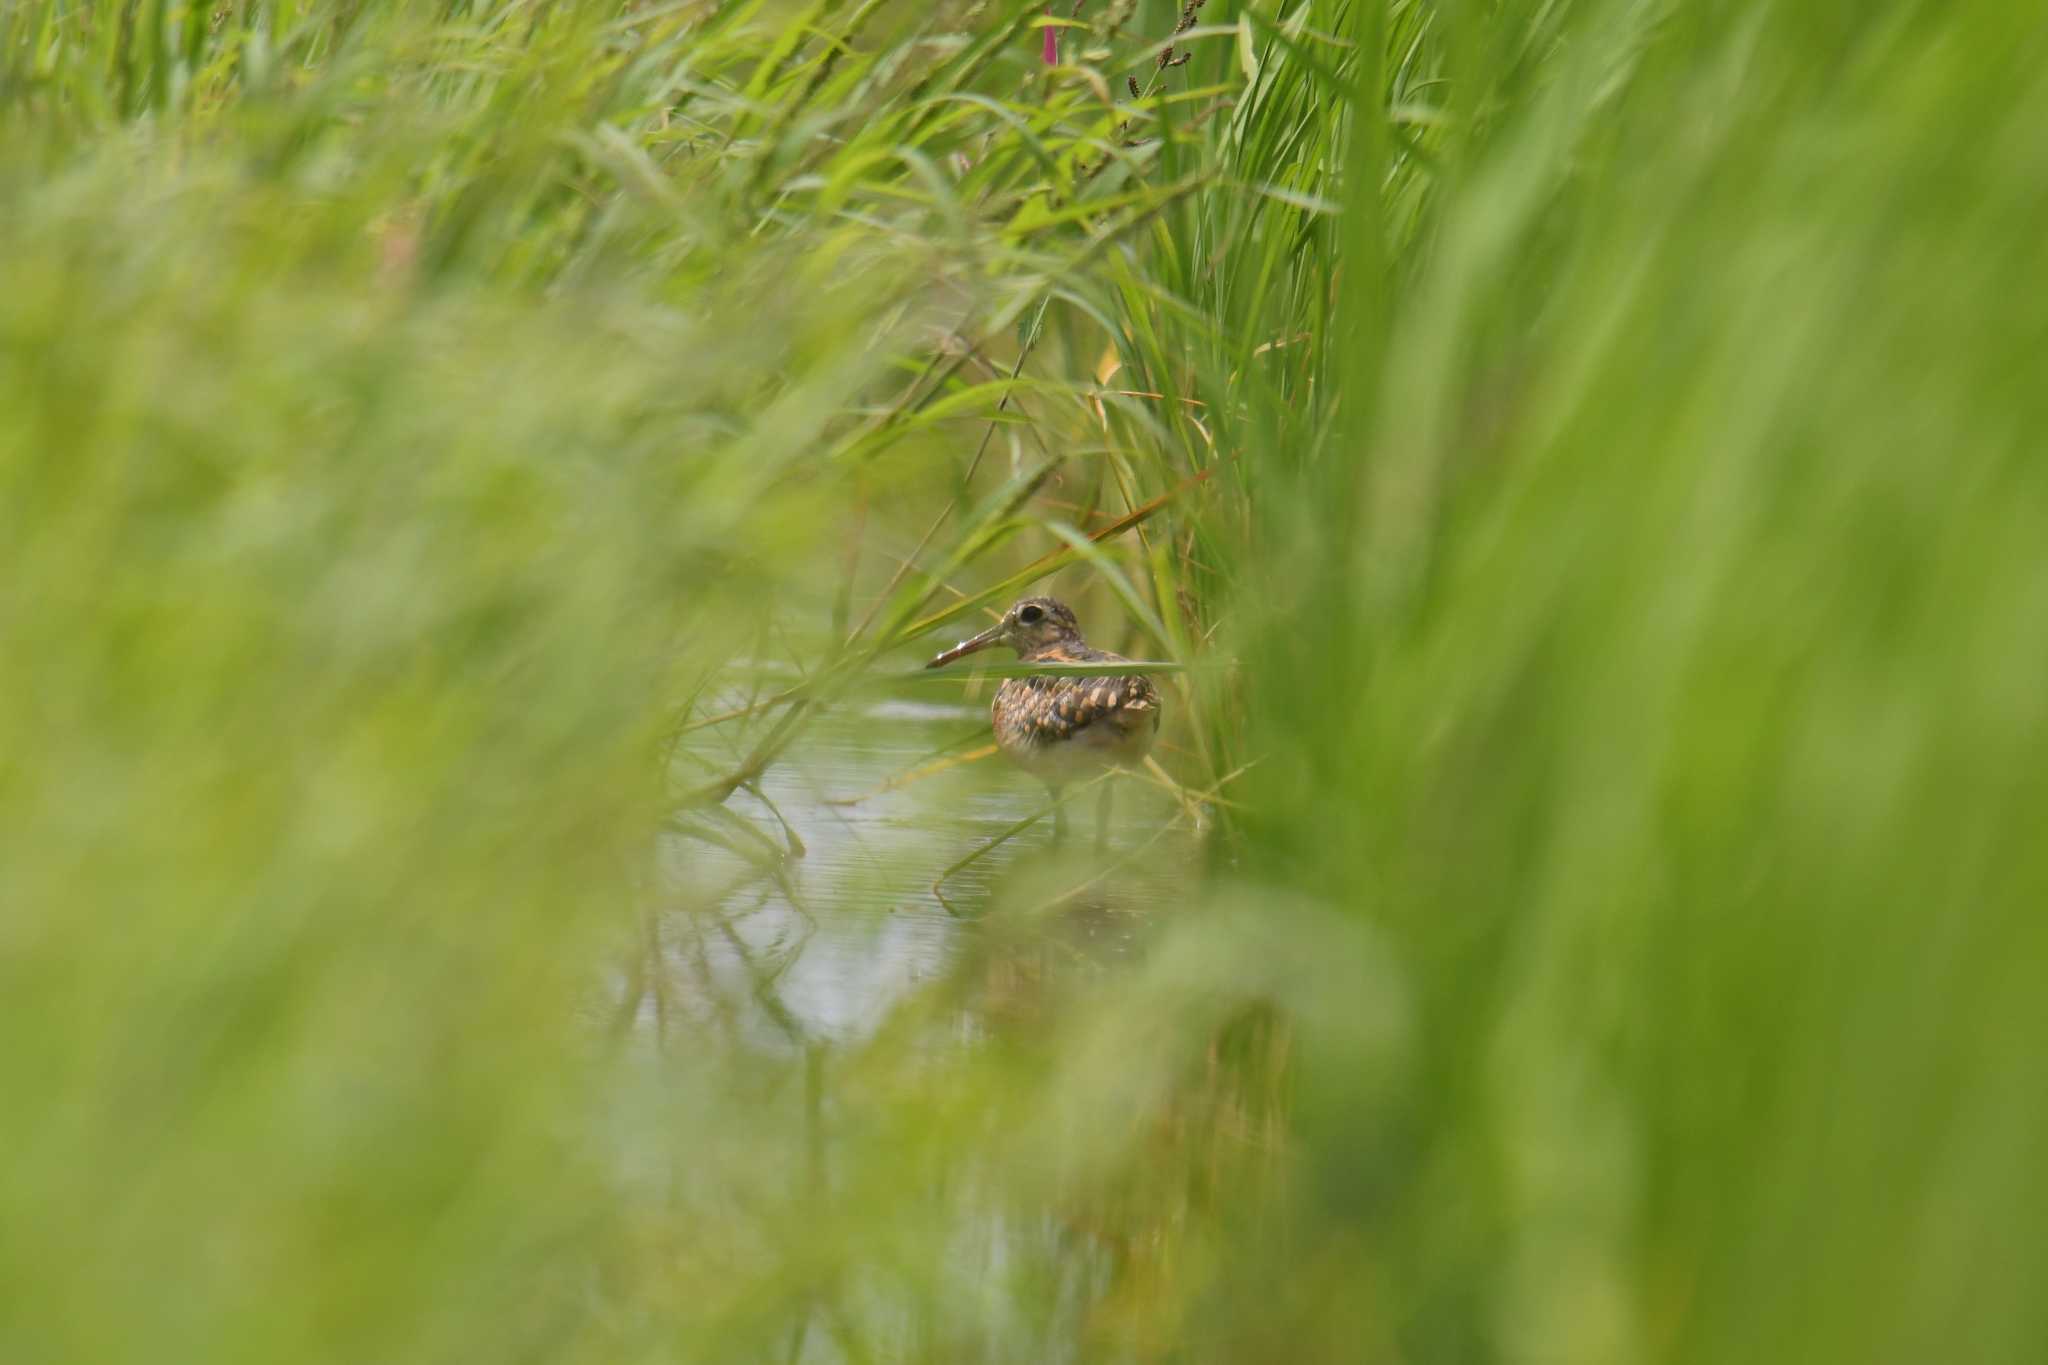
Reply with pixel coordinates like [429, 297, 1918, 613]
[650, 693, 1201, 1047]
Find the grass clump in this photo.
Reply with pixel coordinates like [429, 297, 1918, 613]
[6, 1, 2048, 1361]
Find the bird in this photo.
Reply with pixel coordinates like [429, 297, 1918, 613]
[925, 596, 1162, 816]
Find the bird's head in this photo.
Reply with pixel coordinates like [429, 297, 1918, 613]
[925, 596, 1081, 667]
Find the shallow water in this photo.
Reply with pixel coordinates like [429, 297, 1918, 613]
[649, 693, 1202, 1048]
[600, 689, 1241, 1363]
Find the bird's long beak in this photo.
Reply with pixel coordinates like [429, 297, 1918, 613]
[925, 623, 1006, 669]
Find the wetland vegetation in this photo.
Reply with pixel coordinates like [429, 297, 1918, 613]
[5, 0, 2047, 1360]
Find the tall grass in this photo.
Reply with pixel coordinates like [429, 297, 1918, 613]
[5, 0, 2046, 1360]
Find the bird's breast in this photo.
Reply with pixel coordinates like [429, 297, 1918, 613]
[990, 667, 1160, 782]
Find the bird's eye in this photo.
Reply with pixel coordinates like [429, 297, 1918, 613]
[1018, 604, 1044, 624]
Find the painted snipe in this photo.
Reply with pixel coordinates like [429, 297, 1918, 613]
[926, 596, 1162, 790]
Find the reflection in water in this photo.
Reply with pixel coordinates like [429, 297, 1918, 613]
[648, 697, 1203, 1048]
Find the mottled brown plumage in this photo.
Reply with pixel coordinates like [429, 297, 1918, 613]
[925, 596, 1162, 787]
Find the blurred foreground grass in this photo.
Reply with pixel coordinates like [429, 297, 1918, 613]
[4, 0, 2047, 1361]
